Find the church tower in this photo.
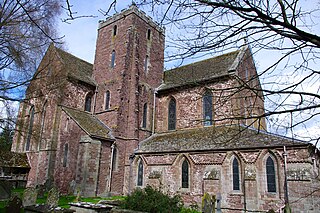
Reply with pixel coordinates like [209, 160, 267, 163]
[92, 4, 165, 194]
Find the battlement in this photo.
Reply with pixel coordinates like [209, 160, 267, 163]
[98, 4, 165, 35]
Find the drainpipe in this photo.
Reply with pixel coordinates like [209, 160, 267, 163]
[283, 146, 290, 210]
[108, 143, 115, 193]
[152, 89, 157, 134]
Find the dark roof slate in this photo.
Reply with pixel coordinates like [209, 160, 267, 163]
[137, 125, 308, 154]
[61, 106, 114, 141]
[55, 47, 97, 86]
[158, 50, 240, 91]
[0, 150, 30, 168]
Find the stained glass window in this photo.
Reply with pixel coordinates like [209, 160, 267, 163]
[266, 156, 276, 192]
[168, 98, 176, 130]
[182, 159, 189, 188]
[203, 90, 213, 126]
[233, 158, 240, 190]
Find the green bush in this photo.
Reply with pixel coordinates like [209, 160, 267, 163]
[121, 185, 183, 213]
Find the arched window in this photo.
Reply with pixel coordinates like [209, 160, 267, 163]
[233, 158, 240, 190]
[168, 98, 176, 130]
[111, 50, 116, 68]
[142, 103, 147, 128]
[105, 90, 110, 110]
[63, 143, 68, 167]
[203, 90, 213, 126]
[144, 55, 149, 73]
[266, 156, 276, 192]
[26, 106, 35, 151]
[85, 94, 92, 112]
[39, 101, 47, 150]
[137, 159, 143, 186]
[147, 29, 151, 40]
[113, 25, 117, 36]
[112, 146, 117, 171]
[182, 159, 189, 188]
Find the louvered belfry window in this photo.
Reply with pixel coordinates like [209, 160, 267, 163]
[168, 98, 176, 130]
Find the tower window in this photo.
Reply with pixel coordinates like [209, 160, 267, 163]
[168, 97, 176, 130]
[85, 94, 92, 112]
[266, 156, 276, 192]
[111, 50, 116, 68]
[39, 101, 47, 150]
[142, 103, 147, 128]
[182, 159, 189, 188]
[233, 158, 240, 191]
[63, 143, 68, 167]
[105, 90, 110, 110]
[203, 90, 213, 126]
[144, 55, 149, 73]
[113, 25, 117, 36]
[137, 159, 143, 186]
[26, 106, 35, 151]
[147, 29, 151, 40]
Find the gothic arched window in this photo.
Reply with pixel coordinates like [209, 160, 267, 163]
[63, 143, 68, 167]
[233, 158, 240, 190]
[142, 103, 147, 128]
[266, 156, 276, 192]
[182, 159, 189, 188]
[85, 94, 92, 112]
[39, 101, 47, 150]
[203, 90, 213, 126]
[168, 98, 176, 130]
[111, 50, 116, 68]
[137, 159, 143, 186]
[26, 106, 35, 151]
[105, 90, 110, 110]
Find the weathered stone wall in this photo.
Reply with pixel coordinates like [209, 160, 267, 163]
[133, 146, 320, 212]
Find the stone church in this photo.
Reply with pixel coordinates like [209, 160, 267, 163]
[12, 4, 320, 212]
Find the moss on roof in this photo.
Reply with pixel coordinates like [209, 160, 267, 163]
[137, 125, 308, 153]
[61, 106, 114, 140]
[0, 150, 30, 168]
[158, 50, 240, 91]
[55, 46, 97, 86]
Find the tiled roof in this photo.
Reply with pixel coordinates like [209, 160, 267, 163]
[137, 125, 308, 154]
[61, 106, 114, 141]
[0, 150, 30, 168]
[158, 50, 241, 92]
[55, 46, 97, 86]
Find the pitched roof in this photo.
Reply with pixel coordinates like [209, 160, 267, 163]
[137, 125, 308, 154]
[61, 106, 114, 141]
[0, 150, 30, 168]
[158, 49, 243, 92]
[54, 45, 97, 86]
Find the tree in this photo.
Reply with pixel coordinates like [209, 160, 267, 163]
[0, 0, 62, 130]
[99, 0, 320, 145]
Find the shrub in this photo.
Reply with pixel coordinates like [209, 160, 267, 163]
[121, 185, 183, 213]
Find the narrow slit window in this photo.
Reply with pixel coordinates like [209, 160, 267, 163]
[144, 55, 149, 73]
[147, 29, 151, 40]
[233, 158, 240, 190]
[168, 98, 176, 130]
[137, 160, 143, 186]
[203, 90, 213, 126]
[182, 159, 189, 188]
[63, 143, 68, 167]
[111, 50, 116, 68]
[142, 103, 147, 128]
[266, 156, 276, 192]
[105, 90, 110, 110]
[26, 106, 35, 151]
[113, 25, 117, 36]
